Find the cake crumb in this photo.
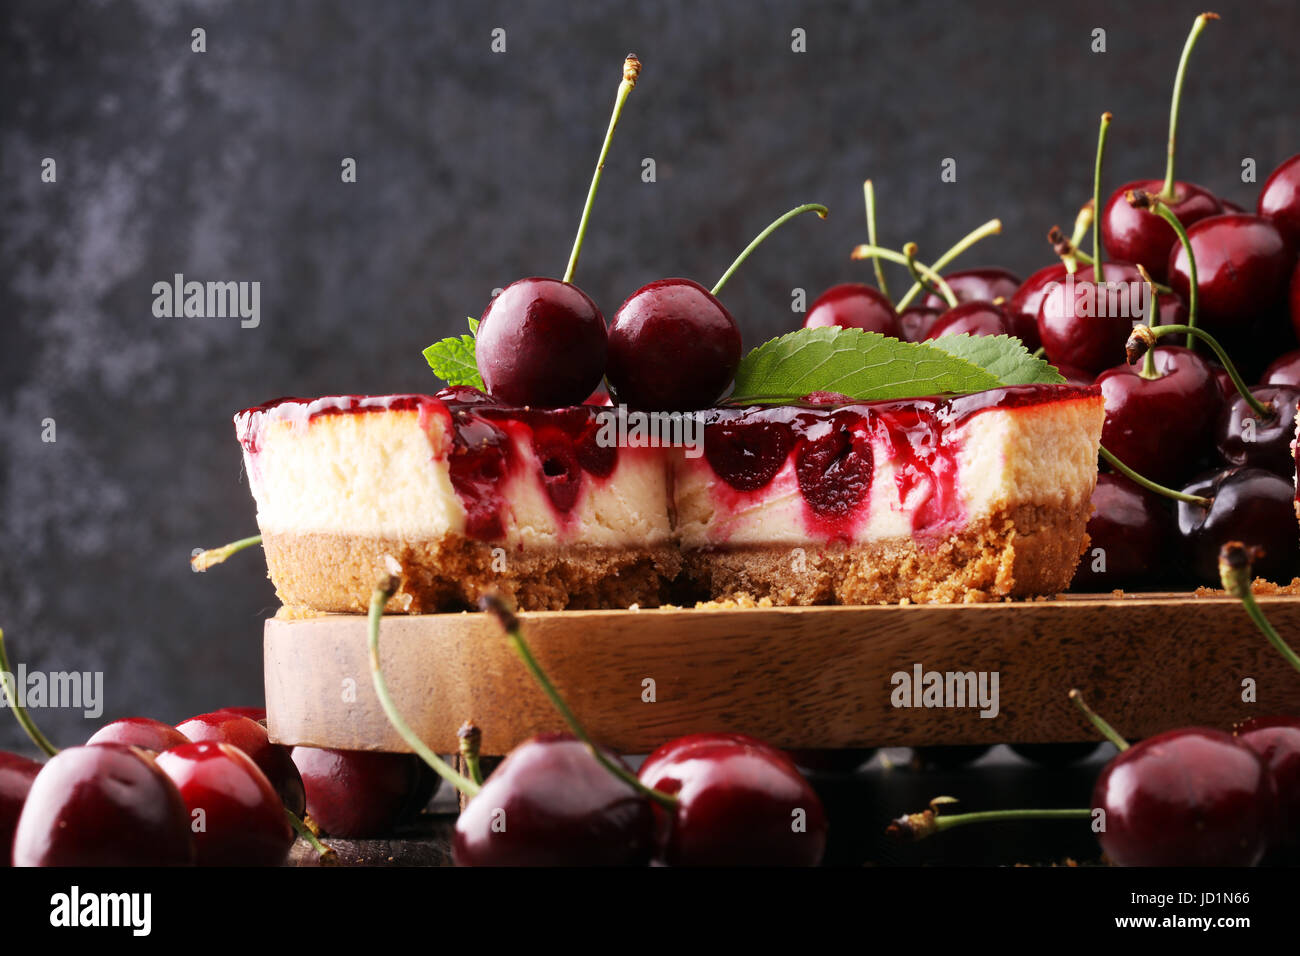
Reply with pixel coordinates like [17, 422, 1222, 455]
[1193, 577, 1300, 598]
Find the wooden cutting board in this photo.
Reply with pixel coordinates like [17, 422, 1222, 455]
[263, 593, 1300, 755]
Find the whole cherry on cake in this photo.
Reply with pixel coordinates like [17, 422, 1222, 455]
[920, 267, 1021, 311]
[924, 300, 1012, 341]
[803, 282, 902, 336]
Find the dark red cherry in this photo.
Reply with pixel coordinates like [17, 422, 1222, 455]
[87, 717, 191, 753]
[921, 267, 1021, 311]
[1258, 154, 1300, 247]
[475, 277, 608, 407]
[795, 415, 873, 520]
[804, 283, 902, 337]
[897, 305, 943, 342]
[1291, 261, 1300, 342]
[12, 744, 194, 866]
[175, 712, 305, 816]
[607, 278, 742, 411]
[1070, 474, 1174, 590]
[453, 733, 654, 866]
[1093, 727, 1272, 866]
[703, 419, 793, 492]
[1006, 262, 1068, 351]
[1176, 467, 1300, 584]
[1096, 346, 1222, 486]
[1215, 385, 1300, 475]
[1037, 264, 1156, 375]
[1234, 716, 1300, 858]
[1263, 348, 1300, 387]
[212, 706, 267, 724]
[156, 742, 293, 866]
[1167, 214, 1295, 335]
[1, 752, 41, 867]
[924, 300, 1011, 340]
[291, 747, 428, 838]
[1101, 179, 1222, 281]
[638, 732, 826, 866]
[1208, 364, 1237, 400]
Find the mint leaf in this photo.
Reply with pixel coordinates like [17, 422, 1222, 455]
[422, 334, 484, 390]
[728, 327, 1001, 404]
[924, 333, 1066, 386]
[467, 316, 479, 335]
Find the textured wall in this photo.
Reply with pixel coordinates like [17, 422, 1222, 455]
[2, 0, 1297, 749]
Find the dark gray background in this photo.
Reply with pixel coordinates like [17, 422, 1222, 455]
[2, 0, 1297, 750]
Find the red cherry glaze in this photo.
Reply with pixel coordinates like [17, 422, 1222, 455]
[453, 733, 654, 866]
[1168, 214, 1295, 334]
[638, 732, 826, 866]
[1096, 346, 1222, 485]
[87, 717, 191, 752]
[607, 278, 742, 411]
[924, 301, 1012, 340]
[291, 747, 428, 838]
[1092, 728, 1273, 867]
[12, 744, 194, 866]
[475, 277, 608, 407]
[156, 742, 293, 866]
[1215, 385, 1300, 475]
[175, 713, 305, 816]
[897, 305, 942, 342]
[804, 283, 902, 336]
[1, 752, 41, 867]
[1037, 264, 1158, 375]
[1101, 179, 1222, 281]
[1258, 154, 1300, 247]
[794, 414, 874, 522]
[1070, 474, 1173, 591]
[1261, 348, 1300, 387]
[921, 267, 1021, 311]
[1234, 716, 1300, 857]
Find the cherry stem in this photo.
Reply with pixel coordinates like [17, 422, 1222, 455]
[480, 594, 679, 811]
[457, 720, 485, 787]
[1130, 323, 1271, 420]
[1062, 203, 1094, 276]
[711, 203, 828, 297]
[190, 534, 262, 572]
[1092, 112, 1112, 284]
[1133, 264, 1160, 379]
[862, 180, 890, 301]
[1162, 13, 1219, 200]
[1068, 688, 1130, 750]
[563, 54, 641, 285]
[0, 628, 60, 758]
[851, 243, 957, 307]
[894, 219, 1002, 309]
[1219, 542, 1300, 676]
[1128, 190, 1198, 345]
[888, 805, 1091, 842]
[367, 578, 482, 798]
[904, 242, 953, 306]
[286, 808, 338, 864]
[1099, 445, 1210, 505]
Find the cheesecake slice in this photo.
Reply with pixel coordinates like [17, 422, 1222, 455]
[235, 383, 1104, 611]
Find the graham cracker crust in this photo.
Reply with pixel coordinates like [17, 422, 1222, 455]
[683, 502, 1092, 606]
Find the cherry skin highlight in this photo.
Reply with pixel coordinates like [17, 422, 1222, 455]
[804, 283, 901, 337]
[1101, 179, 1222, 281]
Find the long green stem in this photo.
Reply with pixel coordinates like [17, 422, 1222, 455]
[1136, 264, 1159, 379]
[1068, 689, 1130, 751]
[1099, 446, 1210, 505]
[711, 203, 828, 297]
[367, 580, 481, 797]
[890, 807, 1091, 841]
[286, 809, 338, 864]
[191, 534, 262, 572]
[480, 596, 678, 811]
[1137, 324, 1270, 419]
[903, 243, 955, 307]
[563, 55, 641, 284]
[1219, 543, 1300, 675]
[862, 180, 890, 301]
[1093, 112, 1112, 284]
[851, 243, 957, 307]
[0, 628, 60, 757]
[1162, 13, 1219, 200]
[1128, 191, 1198, 345]
[895, 219, 1002, 309]
[458, 721, 485, 787]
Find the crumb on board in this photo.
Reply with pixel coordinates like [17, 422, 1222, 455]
[1193, 577, 1300, 598]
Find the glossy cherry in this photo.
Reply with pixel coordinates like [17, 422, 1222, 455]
[1092, 728, 1272, 866]
[175, 712, 305, 816]
[1167, 214, 1294, 336]
[803, 283, 901, 337]
[12, 744, 194, 866]
[1101, 179, 1221, 281]
[1258, 154, 1300, 247]
[1215, 385, 1300, 476]
[1260, 348, 1300, 387]
[475, 277, 608, 407]
[1070, 474, 1174, 591]
[607, 278, 742, 411]
[453, 733, 654, 866]
[1096, 345, 1222, 485]
[1176, 467, 1300, 584]
[1, 752, 41, 867]
[638, 732, 826, 866]
[921, 267, 1021, 310]
[86, 717, 190, 753]
[291, 747, 430, 837]
[1234, 715, 1300, 859]
[897, 305, 942, 343]
[924, 301, 1011, 341]
[156, 742, 293, 866]
[213, 706, 267, 723]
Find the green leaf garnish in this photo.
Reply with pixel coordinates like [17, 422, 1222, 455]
[422, 317, 485, 389]
[727, 327, 1002, 404]
[923, 333, 1066, 386]
[467, 316, 479, 335]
